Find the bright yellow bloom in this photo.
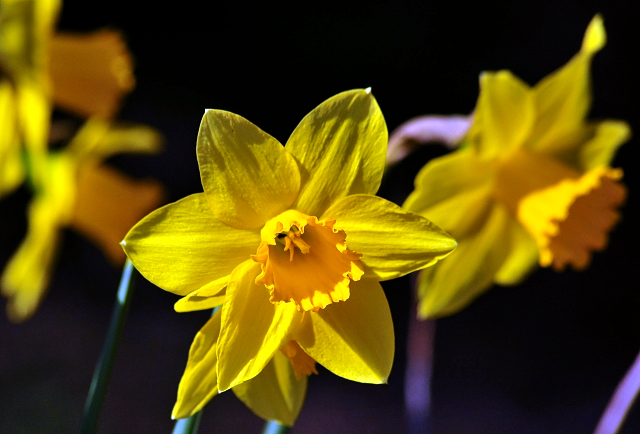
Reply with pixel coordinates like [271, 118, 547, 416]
[122, 89, 456, 425]
[0, 0, 135, 197]
[404, 15, 630, 319]
[1, 119, 163, 322]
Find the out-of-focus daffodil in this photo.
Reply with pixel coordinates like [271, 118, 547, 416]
[402, 15, 630, 319]
[122, 89, 456, 425]
[1, 119, 164, 322]
[0, 0, 135, 197]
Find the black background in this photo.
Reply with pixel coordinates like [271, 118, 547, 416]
[1, 1, 639, 433]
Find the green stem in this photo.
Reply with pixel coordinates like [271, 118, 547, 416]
[171, 411, 203, 434]
[262, 421, 290, 434]
[79, 258, 136, 434]
[171, 306, 219, 434]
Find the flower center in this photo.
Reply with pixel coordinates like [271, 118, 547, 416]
[494, 150, 626, 270]
[252, 209, 364, 312]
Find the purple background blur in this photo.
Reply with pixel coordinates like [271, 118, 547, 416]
[2, 1, 639, 433]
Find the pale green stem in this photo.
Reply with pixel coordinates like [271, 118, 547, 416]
[594, 348, 640, 434]
[262, 420, 290, 434]
[171, 307, 219, 434]
[172, 412, 203, 434]
[80, 258, 136, 434]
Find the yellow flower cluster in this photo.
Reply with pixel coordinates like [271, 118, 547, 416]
[1, 3, 630, 429]
[0, 0, 163, 321]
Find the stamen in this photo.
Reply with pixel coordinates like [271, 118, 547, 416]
[276, 225, 311, 261]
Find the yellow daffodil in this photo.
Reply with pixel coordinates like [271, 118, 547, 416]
[121, 89, 456, 425]
[403, 15, 630, 319]
[1, 119, 163, 322]
[0, 0, 135, 197]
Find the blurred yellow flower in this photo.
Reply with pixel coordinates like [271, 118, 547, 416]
[1, 119, 163, 322]
[0, 0, 135, 197]
[122, 89, 456, 425]
[404, 15, 630, 319]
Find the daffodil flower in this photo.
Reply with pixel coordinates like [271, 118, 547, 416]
[1, 119, 163, 322]
[403, 15, 630, 319]
[0, 0, 135, 197]
[122, 89, 457, 425]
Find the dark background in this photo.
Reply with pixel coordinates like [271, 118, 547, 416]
[1, 1, 639, 433]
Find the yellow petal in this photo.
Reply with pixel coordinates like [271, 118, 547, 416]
[174, 294, 225, 313]
[233, 351, 307, 427]
[287, 89, 388, 216]
[323, 194, 456, 281]
[297, 278, 394, 384]
[174, 276, 228, 313]
[466, 70, 534, 159]
[122, 193, 260, 296]
[529, 15, 606, 155]
[416, 204, 512, 319]
[65, 118, 162, 161]
[217, 260, 303, 391]
[1, 197, 60, 322]
[2, 153, 76, 321]
[493, 218, 539, 286]
[70, 163, 164, 265]
[0, 0, 60, 77]
[404, 148, 495, 239]
[16, 81, 50, 189]
[197, 109, 300, 229]
[0, 80, 24, 197]
[49, 30, 135, 118]
[579, 120, 631, 171]
[172, 311, 222, 419]
[582, 14, 606, 57]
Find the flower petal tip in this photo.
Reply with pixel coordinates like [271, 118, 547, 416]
[365, 87, 372, 94]
[583, 14, 606, 53]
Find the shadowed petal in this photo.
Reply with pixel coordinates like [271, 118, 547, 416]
[416, 204, 512, 319]
[233, 351, 307, 427]
[404, 148, 495, 240]
[467, 70, 534, 159]
[172, 312, 222, 419]
[494, 218, 539, 286]
[578, 120, 631, 171]
[297, 278, 394, 384]
[530, 15, 606, 155]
